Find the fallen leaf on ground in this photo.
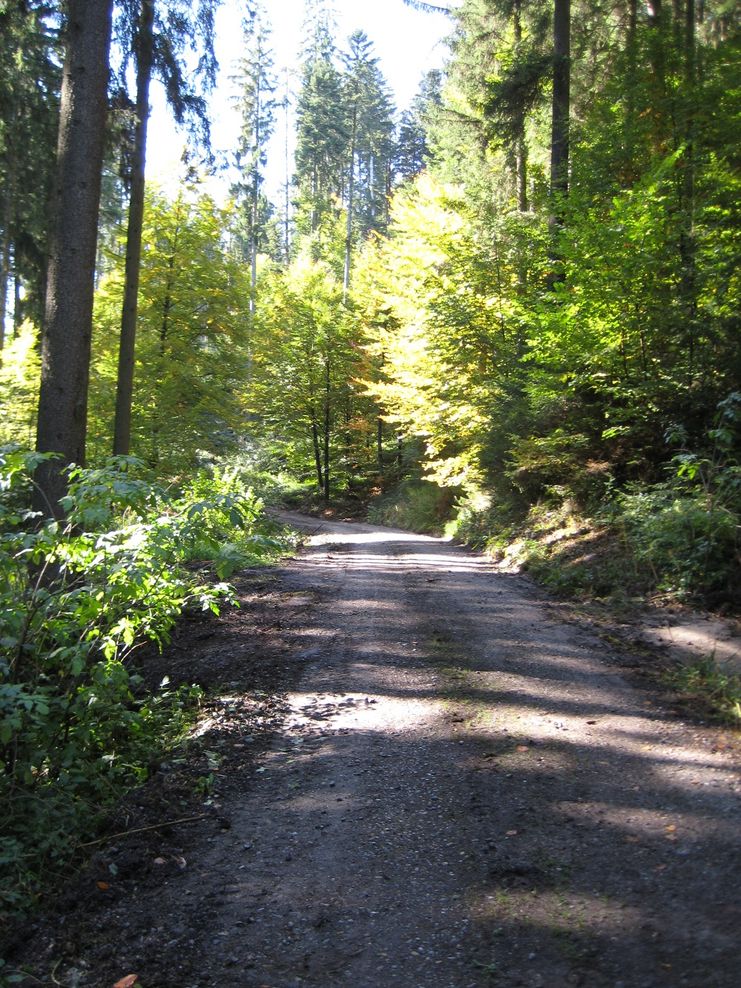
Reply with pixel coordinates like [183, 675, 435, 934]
[96, 881, 110, 891]
[506, 829, 519, 836]
[113, 976, 138, 988]
[516, 745, 529, 752]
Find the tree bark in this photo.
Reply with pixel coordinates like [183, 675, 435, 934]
[113, 0, 155, 456]
[343, 103, 357, 302]
[547, 0, 570, 286]
[312, 416, 323, 493]
[323, 355, 331, 501]
[34, 0, 113, 516]
[550, 0, 571, 205]
[680, 0, 697, 376]
[0, 198, 9, 355]
[513, 0, 529, 213]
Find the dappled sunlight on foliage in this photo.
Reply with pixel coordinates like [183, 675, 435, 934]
[0, 449, 286, 915]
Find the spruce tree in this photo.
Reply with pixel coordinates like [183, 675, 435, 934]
[231, 2, 277, 320]
[35, 0, 114, 515]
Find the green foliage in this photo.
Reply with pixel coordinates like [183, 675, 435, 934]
[0, 321, 40, 447]
[174, 465, 287, 577]
[248, 244, 363, 499]
[0, 450, 287, 916]
[610, 394, 741, 603]
[367, 478, 456, 534]
[89, 187, 251, 473]
[665, 656, 741, 726]
[616, 485, 739, 601]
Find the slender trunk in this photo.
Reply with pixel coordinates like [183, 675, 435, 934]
[620, 0, 639, 185]
[343, 104, 357, 302]
[0, 207, 9, 354]
[377, 417, 383, 469]
[113, 0, 154, 456]
[312, 416, 323, 493]
[323, 356, 330, 502]
[247, 64, 262, 381]
[159, 258, 175, 355]
[14, 271, 22, 333]
[680, 0, 697, 376]
[672, 0, 683, 51]
[647, 0, 666, 95]
[1, 81, 19, 354]
[547, 0, 570, 286]
[550, 0, 571, 205]
[513, 0, 528, 213]
[283, 83, 291, 261]
[35, 0, 113, 516]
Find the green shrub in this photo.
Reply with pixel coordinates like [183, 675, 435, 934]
[0, 450, 287, 917]
[367, 479, 456, 533]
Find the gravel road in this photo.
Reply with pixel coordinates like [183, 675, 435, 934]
[9, 513, 740, 987]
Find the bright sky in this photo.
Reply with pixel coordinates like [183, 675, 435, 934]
[146, 0, 453, 202]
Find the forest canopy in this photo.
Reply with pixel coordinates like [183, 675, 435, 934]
[0, 0, 738, 586]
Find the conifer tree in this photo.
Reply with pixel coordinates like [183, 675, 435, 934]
[231, 2, 277, 321]
[294, 3, 347, 236]
[34, 0, 114, 515]
[341, 30, 395, 294]
[0, 3, 60, 342]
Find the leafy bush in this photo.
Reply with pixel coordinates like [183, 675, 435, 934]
[367, 479, 456, 534]
[615, 394, 741, 604]
[665, 656, 741, 726]
[0, 450, 285, 917]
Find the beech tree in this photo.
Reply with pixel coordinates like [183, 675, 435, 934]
[248, 249, 357, 499]
[34, 0, 113, 515]
[90, 188, 250, 472]
[112, 0, 221, 457]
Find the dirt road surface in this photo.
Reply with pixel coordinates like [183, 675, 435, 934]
[9, 514, 740, 987]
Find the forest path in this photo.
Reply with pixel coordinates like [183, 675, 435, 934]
[12, 514, 740, 988]
[185, 512, 739, 988]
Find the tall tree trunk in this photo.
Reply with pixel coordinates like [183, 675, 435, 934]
[323, 355, 331, 501]
[247, 65, 263, 380]
[513, 0, 528, 213]
[548, 0, 570, 286]
[550, 0, 571, 205]
[647, 0, 666, 96]
[623, 0, 639, 184]
[283, 84, 291, 262]
[680, 0, 697, 376]
[35, 0, 113, 516]
[312, 415, 323, 493]
[343, 104, 357, 302]
[113, 0, 154, 456]
[0, 201, 9, 355]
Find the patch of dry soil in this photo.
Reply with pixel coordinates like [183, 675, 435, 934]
[6, 514, 740, 988]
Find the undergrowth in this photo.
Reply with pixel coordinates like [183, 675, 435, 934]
[0, 449, 288, 921]
[368, 478, 456, 533]
[664, 657, 741, 726]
